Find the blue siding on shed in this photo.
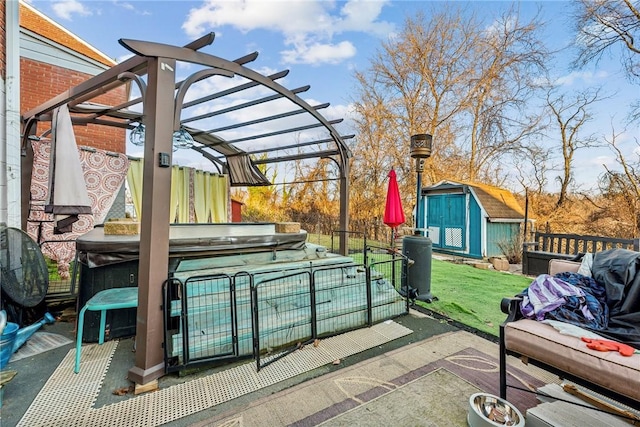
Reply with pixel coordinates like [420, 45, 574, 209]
[469, 196, 482, 258]
[423, 182, 522, 259]
[486, 222, 520, 258]
[427, 195, 443, 230]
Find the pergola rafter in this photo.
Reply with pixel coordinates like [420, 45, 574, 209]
[182, 69, 290, 109]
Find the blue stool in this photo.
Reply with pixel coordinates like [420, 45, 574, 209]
[74, 287, 138, 373]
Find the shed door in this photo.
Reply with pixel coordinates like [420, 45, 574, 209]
[427, 194, 465, 250]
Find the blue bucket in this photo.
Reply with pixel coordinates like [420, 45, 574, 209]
[0, 322, 19, 369]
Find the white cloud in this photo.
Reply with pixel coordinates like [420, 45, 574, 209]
[323, 102, 352, 121]
[483, 15, 517, 40]
[592, 153, 616, 168]
[555, 70, 609, 86]
[112, 1, 134, 11]
[51, 0, 92, 20]
[282, 40, 356, 65]
[111, 0, 152, 15]
[182, 0, 394, 65]
[333, 0, 395, 36]
[183, 0, 330, 36]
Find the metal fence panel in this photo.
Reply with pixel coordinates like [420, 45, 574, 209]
[164, 244, 410, 372]
[253, 270, 313, 370]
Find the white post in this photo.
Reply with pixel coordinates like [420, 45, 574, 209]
[1, 0, 21, 227]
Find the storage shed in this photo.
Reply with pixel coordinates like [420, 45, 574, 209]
[421, 180, 525, 259]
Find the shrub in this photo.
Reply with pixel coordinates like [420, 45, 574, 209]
[496, 234, 523, 264]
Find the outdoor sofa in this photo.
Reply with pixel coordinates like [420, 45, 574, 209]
[499, 251, 640, 409]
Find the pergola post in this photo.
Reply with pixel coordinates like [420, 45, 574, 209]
[127, 56, 176, 385]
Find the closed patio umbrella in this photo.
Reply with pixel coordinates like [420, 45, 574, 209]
[45, 104, 92, 233]
[383, 169, 405, 245]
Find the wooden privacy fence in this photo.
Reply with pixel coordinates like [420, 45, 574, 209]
[522, 232, 640, 276]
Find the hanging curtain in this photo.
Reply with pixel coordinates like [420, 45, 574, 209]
[210, 174, 228, 222]
[187, 168, 196, 223]
[176, 167, 190, 223]
[193, 170, 208, 223]
[170, 166, 181, 223]
[126, 158, 144, 219]
[204, 172, 212, 222]
[220, 174, 229, 221]
[126, 158, 229, 224]
[46, 104, 92, 233]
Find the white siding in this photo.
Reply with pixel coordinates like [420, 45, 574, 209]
[20, 29, 110, 75]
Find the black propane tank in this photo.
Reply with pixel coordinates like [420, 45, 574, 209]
[402, 233, 435, 303]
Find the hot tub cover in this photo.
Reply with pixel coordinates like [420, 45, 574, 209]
[76, 223, 307, 267]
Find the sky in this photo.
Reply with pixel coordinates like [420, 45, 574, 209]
[26, 0, 639, 193]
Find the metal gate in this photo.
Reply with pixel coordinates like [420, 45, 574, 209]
[252, 269, 313, 370]
[163, 274, 239, 372]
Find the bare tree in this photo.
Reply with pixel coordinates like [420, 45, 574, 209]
[545, 87, 603, 207]
[599, 126, 640, 235]
[572, 0, 640, 121]
[286, 156, 341, 234]
[348, 6, 480, 230]
[351, 4, 550, 191]
[352, 6, 481, 187]
[573, 0, 640, 81]
[463, 7, 548, 180]
[513, 142, 553, 194]
[348, 85, 411, 230]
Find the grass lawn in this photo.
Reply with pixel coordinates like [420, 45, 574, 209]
[415, 258, 533, 337]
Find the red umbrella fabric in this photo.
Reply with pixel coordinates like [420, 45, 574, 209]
[383, 169, 405, 230]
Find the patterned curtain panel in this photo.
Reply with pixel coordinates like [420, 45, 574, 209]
[27, 139, 130, 278]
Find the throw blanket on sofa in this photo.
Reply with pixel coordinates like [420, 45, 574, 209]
[554, 271, 609, 329]
[520, 274, 608, 329]
[520, 248, 640, 349]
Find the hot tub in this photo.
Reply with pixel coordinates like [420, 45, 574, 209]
[75, 223, 308, 341]
[75, 223, 408, 372]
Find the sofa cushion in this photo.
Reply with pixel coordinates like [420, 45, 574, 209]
[548, 259, 580, 276]
[504, 319, 640, 403]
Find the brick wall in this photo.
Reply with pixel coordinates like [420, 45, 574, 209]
[20, 58, 127, 153]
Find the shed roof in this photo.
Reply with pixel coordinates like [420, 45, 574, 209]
[424, 180, 524, 221]
[20, 1, 115, 67]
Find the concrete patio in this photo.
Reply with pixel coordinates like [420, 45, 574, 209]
[1, 306, 563, 427]
[7, 295, 640, 427]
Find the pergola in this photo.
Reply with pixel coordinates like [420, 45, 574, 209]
[21, 34, 353, 385]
